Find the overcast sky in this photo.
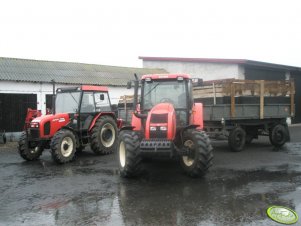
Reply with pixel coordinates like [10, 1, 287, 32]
[0, 0, 300, 68]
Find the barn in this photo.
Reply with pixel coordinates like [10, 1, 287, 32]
[139, 56, 301, 123]
[0, 57, 166, 138]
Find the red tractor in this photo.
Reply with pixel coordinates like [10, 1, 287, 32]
[18, 85, 121, 163]
[117, 74, 213, 177]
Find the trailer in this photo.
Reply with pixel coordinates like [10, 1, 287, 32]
[193, 79, 295, 151]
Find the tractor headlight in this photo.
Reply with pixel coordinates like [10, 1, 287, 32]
[160, 126, 167, 131]
[150, 126, 156, 131]
[30, 122, 39, 128]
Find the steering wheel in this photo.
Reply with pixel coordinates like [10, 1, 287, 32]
[160, 98, 174, 105]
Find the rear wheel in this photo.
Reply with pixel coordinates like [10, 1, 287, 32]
[18, 132, 43, 161]
[91, 116, 118, 155]
[269, 124, 289, 147]
[50, 129, 76, 164]
[180, 129, 213, 177]
[228, 127, 246, 152]
[117, 131, 142, 178]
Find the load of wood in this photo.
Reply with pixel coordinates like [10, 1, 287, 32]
[193, 79, 295, 119]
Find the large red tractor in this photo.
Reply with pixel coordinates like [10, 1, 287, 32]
[117, 74, 213, 177]
[18, 85, 121, 163]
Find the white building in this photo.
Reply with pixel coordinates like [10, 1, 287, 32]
[0, 57, 166, 136]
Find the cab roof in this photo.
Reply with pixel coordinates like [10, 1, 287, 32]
[57, 85, 108, 92]
[141, 74, 191, 80]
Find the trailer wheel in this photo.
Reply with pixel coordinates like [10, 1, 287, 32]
[50, 129, 76, 164]
[91, 115, 118, 155]
[269, 124, 289, 147]
[228, 127, 246, 152]
[18, 132, 43, 161]
[180, 129, 213, 177]
[117, 130, 142, 178]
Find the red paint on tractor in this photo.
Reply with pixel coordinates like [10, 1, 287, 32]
[145, 103, 176, 140]
[81, 85, 108, 92]
[190, 103, 204, 130]
[142, 74, 190, 80]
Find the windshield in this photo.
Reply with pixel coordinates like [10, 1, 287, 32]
[55, 92, 81, 113]
[142, 80, 187, 110]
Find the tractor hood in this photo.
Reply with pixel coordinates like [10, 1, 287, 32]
[30, 113, 70, 138]
[145, 103, 176, 140]
[31, 113, 70, 124]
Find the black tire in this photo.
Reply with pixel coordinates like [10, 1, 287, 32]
[269, 124, 289, 147]
[180, 129, 213, 177]
[90, 115, 118, 155]
[50, 129, 76, 164]
[18, 132, 43, 161]
[228, 127, 246, 152]
[117, 130, 143, 178]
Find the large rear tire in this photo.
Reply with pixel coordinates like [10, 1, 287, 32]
[180, 129, 213, 177]
[117, 131, 142, 178]
[269, 124, 289, 147]
[50, 129, 76, 164]
[228, 127, 246, 152]
[18, 132, 43, 161]
[91, 116, 118, 155]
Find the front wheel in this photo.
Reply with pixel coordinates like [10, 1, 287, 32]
[18, 132, 43, 161]
[269, 124, 289, 147]
[180, 129, 213, 177]
[50, 129, 76, 164]
[117, 131, 142, 178]
[91, 116, 118, 155]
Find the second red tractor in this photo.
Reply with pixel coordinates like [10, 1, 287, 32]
[19, 85, 121, 163]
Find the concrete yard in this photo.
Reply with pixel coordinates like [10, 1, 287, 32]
[0, 126, 301, 226]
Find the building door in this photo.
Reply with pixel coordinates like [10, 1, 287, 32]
[0, 94, 37, 132]
[46, 94, 54, 113]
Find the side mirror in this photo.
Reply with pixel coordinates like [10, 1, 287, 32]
[127, 81, 132, 89]
[100, 94, 104, 101]
[192, 78, 203, 87]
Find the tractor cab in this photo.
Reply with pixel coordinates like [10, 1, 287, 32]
[55, 85, 112, 131]
[140, 74, 193, 128]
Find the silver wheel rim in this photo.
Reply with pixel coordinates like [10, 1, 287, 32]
[61, 137, 74, 157]
[182, 140, 195, 167]
[119, 141, 126, 167]
[100, 123, 115, 148]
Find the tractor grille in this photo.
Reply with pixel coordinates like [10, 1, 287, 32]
[29, 129, 40, 139]
[150, 114, 168, 123]
[150, 127, 167, 139]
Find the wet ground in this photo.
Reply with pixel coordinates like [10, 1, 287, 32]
[0, 126, 301, 226]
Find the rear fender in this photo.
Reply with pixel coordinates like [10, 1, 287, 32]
[88, 112, 116, 131]
[189, 103, 204, 130]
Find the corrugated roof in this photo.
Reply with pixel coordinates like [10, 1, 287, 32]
[0, 57, 167, 86]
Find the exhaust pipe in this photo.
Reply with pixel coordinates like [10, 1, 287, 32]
[133, 74, 147, 119]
